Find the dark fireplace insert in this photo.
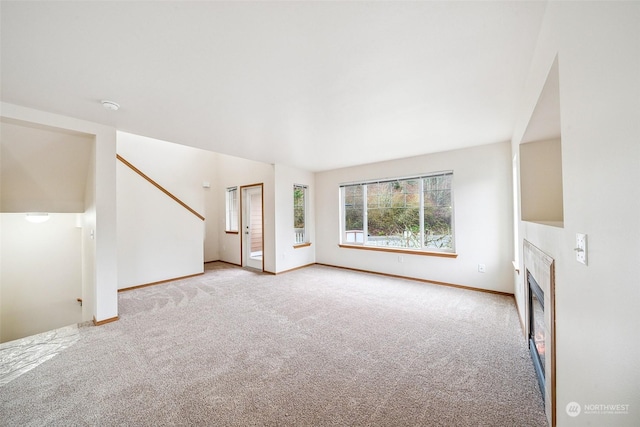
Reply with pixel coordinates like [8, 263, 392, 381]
[528, 270, 545, 400]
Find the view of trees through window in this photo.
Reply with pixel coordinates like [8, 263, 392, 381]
[342, 172, 453, 251]
[294, 184, 307, 244]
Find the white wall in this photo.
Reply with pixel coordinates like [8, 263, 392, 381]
[512, 2, 640, 425]
[116, 132, 216, 288]
[0, 214, 83, 342]
[82, 141, 97, 321]
[216, 153, 275, 272]
[274, 164, 315, 273]
[0, 120, 94, 213]
[520, 137, 564, 224]
[1, 103, 118, 324]
[116, 163, 205, 288]
[315, 141, 513, 293]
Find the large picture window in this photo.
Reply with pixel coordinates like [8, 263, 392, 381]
[340, 172, 454, 252]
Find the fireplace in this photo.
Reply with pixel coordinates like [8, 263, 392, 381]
[523, 239, 555, 426]
[528, 270, 545, 398]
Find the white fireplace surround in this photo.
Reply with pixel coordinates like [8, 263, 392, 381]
[523, 239, 555, 425]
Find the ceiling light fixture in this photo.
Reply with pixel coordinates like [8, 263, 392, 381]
[25, 213, 50, 223]
[101, 100, 120, 111]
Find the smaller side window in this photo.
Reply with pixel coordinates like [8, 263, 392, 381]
[225, 187, 238, 232]
[294, 184, 308, 244]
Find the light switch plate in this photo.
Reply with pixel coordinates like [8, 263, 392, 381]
[576, 233, 587, 265]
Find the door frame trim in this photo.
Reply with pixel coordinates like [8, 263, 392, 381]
[239, 183, 264, 272]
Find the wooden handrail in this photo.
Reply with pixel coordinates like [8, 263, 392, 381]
[116, 154, 205, 221]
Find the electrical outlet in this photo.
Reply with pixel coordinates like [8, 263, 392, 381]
[478, 264, 486, 273]
[575, 233, 587, 265]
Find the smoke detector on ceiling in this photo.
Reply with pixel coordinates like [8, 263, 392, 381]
[101, 100, 120, 111]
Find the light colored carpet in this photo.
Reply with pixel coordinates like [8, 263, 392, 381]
[0, 262, 547, 426]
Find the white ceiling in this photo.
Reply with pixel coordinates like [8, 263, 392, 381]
[0, 1, 547, 172]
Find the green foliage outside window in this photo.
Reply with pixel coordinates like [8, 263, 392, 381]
[344, 185, 364, 231]
[294, 185, 307, 244]
[294, 186, 305, 229]
[341, 173, 454, 251]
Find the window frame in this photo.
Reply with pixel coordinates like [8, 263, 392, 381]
[339, 172, 456, 256]
[293, 184, 309, 246]
[225, 186, 238, 233]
